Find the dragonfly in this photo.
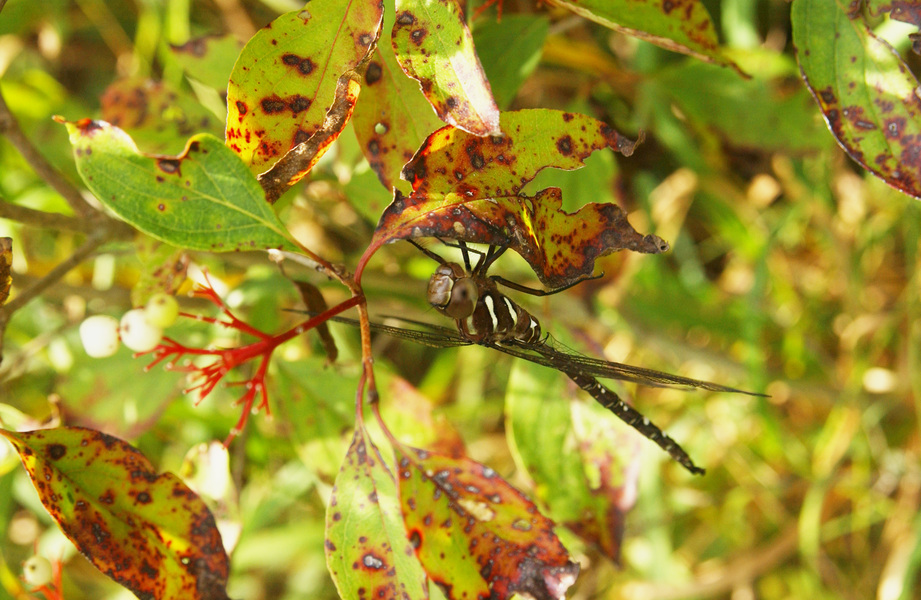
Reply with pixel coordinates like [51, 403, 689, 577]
[318, 242, 762, 474]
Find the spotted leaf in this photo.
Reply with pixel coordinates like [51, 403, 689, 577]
[369, 109, 667, 289]
[353, 2, 444, 190]
[326, 426, 428, 600]
[101, 77, 222, 153]
[395, 443, 579, 600]
[58, 118, 295, 251]
[0, 426, 230, 600]
[392, 0, 500, 136]
[548, 0, 744, 75]
[0, 237, 11, 307]
[793, 0, 921, 199]
[226, 0, 383, 176]
[171, 34, 245, 92]
[506, 361, 639, 564]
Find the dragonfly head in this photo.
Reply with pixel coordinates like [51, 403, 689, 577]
[427, 262, 478, 319]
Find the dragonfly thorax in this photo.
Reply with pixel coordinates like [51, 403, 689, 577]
[427, 262, 542, 345]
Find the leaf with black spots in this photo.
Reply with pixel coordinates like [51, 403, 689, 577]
[370, 109, 667, 289]
[353, 2, 443, 191]
[549, 0, 744, 75]
[58, 117, 295, 251]
[0, 426, 230, 600]
[326, 426, 428, 600]
[395, 443, 579, 600]
[794, 0, 921, 199]
[392, 0, 500, 136]
[226, 0, 383, 177]
[101, 77, 222, 153]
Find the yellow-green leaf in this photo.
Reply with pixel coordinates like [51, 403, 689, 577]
[392, 0, 500, 136]
[1, 426, 230, 600]
[226, 0, 383, 175]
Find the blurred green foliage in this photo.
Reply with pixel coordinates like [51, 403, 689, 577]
[1, 0, 919, 599]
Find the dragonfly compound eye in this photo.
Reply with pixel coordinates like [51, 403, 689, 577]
[445, 277, 478, 319]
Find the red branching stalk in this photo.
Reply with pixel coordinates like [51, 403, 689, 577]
[142, 277, 361, 445]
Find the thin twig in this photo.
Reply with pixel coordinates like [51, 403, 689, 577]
[0, 197, 98, 233]
[0, 86, 94, 217]
[0, 230, 114, 365]
[1, 233, 107, 317]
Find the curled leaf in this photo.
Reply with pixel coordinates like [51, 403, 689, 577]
[794, 0, 921, 198]
[372, 110, 666, 288]
[1, 426, 230, 600]
[395, 443, 579, 600]
[392, 0, 500, 136]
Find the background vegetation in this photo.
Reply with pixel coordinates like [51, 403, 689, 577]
[0, 0, 919, 599]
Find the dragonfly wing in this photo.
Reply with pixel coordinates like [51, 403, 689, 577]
[507, 339, 763, 396]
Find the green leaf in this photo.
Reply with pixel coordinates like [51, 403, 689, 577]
[392, 0, 501, 136]
[655, 54, 828, 153]
[551, 0, 744, 74]
[100, 77, 222, 154]
[326, 426, 429, 600]
[473, 14, 549, 110]
[394, 442, 579, 600]
[171, 34, 245, 92]
[505, 361, 639, 564]
[353, 0, 444, 190]
[0, 426, 230, 600]
[226, 1, 383, 175]
[60, 118, 296, 251]
[793, 0, 921, 199]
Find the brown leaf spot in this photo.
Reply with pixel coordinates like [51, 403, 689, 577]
[408, 529, 422, 549]
[157, 203, 166, 211]
[47, 444, 66, 460]
[74, 118, 105, 135]
[157, 158, 181, 175]
[365, 61, 383, 85]
[396, 11, 415, 25]
[368, 140, 381, 156]
[662, 0, 676, 14]
[358, 32, 374, 47]
[411, 28, 427, 45]
[261, 96, 287, 114]
[136, 491, 152, 504]
[289, 95, 311, 114]
[556, 135, 573, 155]
[235, 101, 248, 116]
[281, 53, 316, 76]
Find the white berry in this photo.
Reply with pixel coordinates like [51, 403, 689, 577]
[145, 293, 179, 328]
[79, 315, 120, 357]
[22, 555, 53, 587]
[119, 309, 163, 352]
